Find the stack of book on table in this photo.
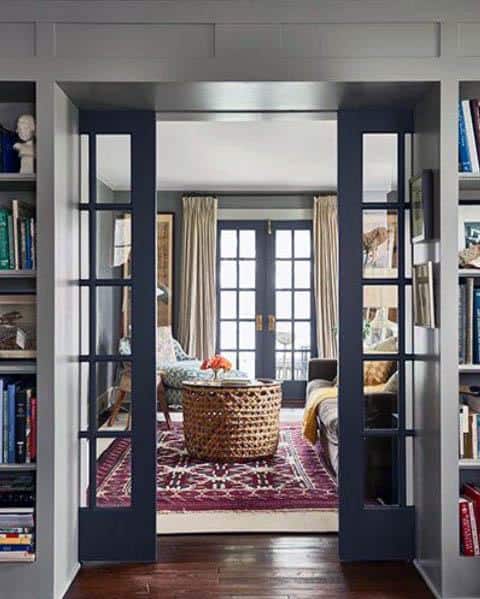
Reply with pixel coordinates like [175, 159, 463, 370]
[0, 381, 36, 464]
[459, 99, 480, 174]
[0, 509, 34, 562]
[0, 199, 35, 270]
[221, 376, 252, 387]
[460, 484, 480, 556]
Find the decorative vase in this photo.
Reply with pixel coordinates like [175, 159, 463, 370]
[212, 368, 223, 381]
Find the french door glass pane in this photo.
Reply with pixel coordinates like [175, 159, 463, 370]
[294, 261, 310, 288]
[96, 286, 131, 355]
[220, 260, 237, 288]
[275, 261, 291, 289]
[238, 291, 255, 319]
[276, 230, 292, 258]
[220, 290, 237, 319]
[294, 230, 311, 258]
[363, 285, 398, 353]
[239, 321, 255, 349]
[96, 438, 131, 507]
[222, 351, 238, 370]
[239, 261, 255, 288]
[80, 438, 89, 507]
[80, 134, 89, 204]
[276, 351, 292, 381]
[220, 321, 237, 350]
[363, 361, 398, 429]
[276, 291, 292, 319]
[239, 352, 255, 378]
[365, 436, 398, 506]
[362, 210, 398, 279]
[276, 321, 292, 350]
[294, 351, 310, 381]
[96, 135, 131, 203]
[294, 321, 310, 350]
[362, 133, 398, 203]
[294, 291, 310, 319]
[239, 230, 255, 258]
[96, 211, 131, 279]
[220, 230, 237, 258]
[96, 361, 131, 430]
[80, 210, 89, 279]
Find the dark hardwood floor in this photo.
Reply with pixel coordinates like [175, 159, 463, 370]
[66, 534, 432, 598]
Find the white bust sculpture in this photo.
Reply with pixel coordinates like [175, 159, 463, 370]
[13, 114, 35, 174]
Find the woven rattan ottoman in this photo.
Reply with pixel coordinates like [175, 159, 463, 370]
[182, 380, 282, 462]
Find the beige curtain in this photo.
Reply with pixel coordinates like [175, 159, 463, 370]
[313, 195, 338, 358]
[178, 196, 218, 360]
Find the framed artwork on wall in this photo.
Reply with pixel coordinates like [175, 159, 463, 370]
[413, 262, 436, 328]
[156, 213, 174, 327]
[410, 170, 433, 243]
[0, 294, 36, 358]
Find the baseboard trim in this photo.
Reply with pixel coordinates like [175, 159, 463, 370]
[157, 509, 338, 534]
[413, 559, 441, 599]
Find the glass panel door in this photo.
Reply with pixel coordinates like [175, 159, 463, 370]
[78, 111, 156, 561]
[338, 110, 414, 560]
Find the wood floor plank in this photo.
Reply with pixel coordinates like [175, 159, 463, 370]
[66, 534, 432, 598]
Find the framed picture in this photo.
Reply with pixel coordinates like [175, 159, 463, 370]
[156, 213, 174, 327]
[458, 206, 480, 269]
[410, 170, 433, 243]
[413, 262, 435, 328]
[0, 294, 36, 358]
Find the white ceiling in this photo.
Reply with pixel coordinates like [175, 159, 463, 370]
[95, 119, 398, 194]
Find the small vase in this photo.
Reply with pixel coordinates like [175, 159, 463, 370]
[212, 368, 223, 381]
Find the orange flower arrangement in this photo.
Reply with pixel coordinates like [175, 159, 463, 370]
[200, 354, 232, 380]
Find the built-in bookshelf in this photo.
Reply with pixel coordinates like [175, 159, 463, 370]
[0, 88, 37, 564]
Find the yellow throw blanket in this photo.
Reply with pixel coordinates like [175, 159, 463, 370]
[302, 384, 384, 445]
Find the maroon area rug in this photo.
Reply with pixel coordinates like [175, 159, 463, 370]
[96, 423, 338, 511]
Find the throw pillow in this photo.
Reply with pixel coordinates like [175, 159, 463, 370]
[157, 326, 176, 365]
[363, 360, 395, 386]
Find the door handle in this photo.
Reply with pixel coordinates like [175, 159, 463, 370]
[268, 314, 276, 332]
[256, 314, 263, 331]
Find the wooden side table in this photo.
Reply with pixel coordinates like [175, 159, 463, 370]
[107, 369, 172, 430]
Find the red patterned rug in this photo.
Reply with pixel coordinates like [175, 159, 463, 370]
[96, 423, 338, 512]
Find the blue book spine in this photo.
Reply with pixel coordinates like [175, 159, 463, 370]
[0, 545, 33, 552]
[2, 390, 7, 463]
[0, 379, 4, 464]
[474, 289, 480, 363]
[459, 101, 472, 172]
[24, 219, 31, 270]
[7, 384, 15, 463]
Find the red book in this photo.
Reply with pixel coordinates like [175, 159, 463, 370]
[29, 397, 36, 463]
[460, 497, 475, 556]
[463, 483, 480, 541]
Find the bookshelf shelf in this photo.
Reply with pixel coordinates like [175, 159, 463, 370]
[0, 271, 36, 278]
[0, 362, 36, 375]
[0, 463, 35, 471]
[459, 365, 480, 373]
[459, 270, 480, 277]
[0, 174, 36, 192]
[460, 459, 480, 469]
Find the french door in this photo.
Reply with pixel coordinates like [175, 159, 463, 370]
[216, 220, 316, 401]
[338, 109, 415, 560]
[78, 111, 157, 561]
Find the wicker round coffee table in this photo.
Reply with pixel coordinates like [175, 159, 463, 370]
[182, 379, 282, 462]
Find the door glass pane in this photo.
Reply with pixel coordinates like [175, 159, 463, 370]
[96, 286, 131, 355]
[294, 261, 310, 288]
[222, 351, 238, 370]
[363, 210, 398, 279]
[80, 438, 89, 507]
[239, 352, 255, 379]
[294, 230, 311, 258]
[96, 437, 131, 507]
[96, 361, 131, 430]
[220, 291, 237, 319]
[239, 261, 255, 288]
[276, 261, 292, 289]
[220, 260, 237, 288]
[80, 210, 89, 279]
[294, 351, 310, 381]
[80, 286, 89, 355]
[220, 230, 237, 258]
[294, 321, 310, 350]
[363, 285, 398, 353]
[276, 351, 292, 381]
[294, 291, 310, 319]
[238, 291, 255, 319]
[96, 135, 131, 203]
[220, 321, 237, 350]
[363, 361, 398, 429]
[96, 211, 131, 279]
[276, 321, 292, 350]
[239, 321, 255, 350]
[365, 436, 398, 506]
[276, 230, 292, 258]
[80, 134, 89, 204]
[276, 291, 292, 319]
[239, 230, 255, 258]
[79, 362, 89, 431]
[363, 134, 398, 203]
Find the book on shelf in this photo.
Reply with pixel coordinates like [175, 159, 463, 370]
[457, 278, 480, 364]
[0, 472, 34, 508]
[0, 199, 35, 271]
[459, 99, 480, 174]
[459, 402, 480, 459]
[0, 381, 36, 465]
[460, 496, 480, 556]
